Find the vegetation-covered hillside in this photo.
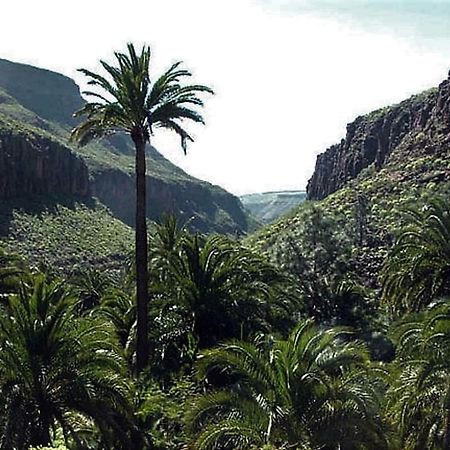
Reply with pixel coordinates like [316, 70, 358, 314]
[2, 41, 450, 450]
[4, 195, 450, 449]
[0, 58, 251, 270]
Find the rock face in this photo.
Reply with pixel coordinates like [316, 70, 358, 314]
[0, 126, 90, 199]
[92, 169, 248, 234]
[251, 73, 450, 294]
[306, 74, 450, 200]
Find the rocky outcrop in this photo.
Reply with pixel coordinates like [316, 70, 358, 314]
[0, 129, 90, 199]
[306, 75, 450, 199]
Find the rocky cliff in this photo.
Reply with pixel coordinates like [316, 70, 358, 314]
[92, 168, 248, 234]
[307, 74, 450, 199]
[0, 117, 89, 199]
[252, 72, 450, 290]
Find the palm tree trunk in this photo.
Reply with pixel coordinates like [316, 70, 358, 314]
[133, 131, 149, 373]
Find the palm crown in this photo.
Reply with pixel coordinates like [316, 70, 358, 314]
[381, 199, 450, 313]
[0, 275, 132, 448]
[387, 302, 450, 449]
[188, 319, 386, 449]
[71, 43, 213, 149]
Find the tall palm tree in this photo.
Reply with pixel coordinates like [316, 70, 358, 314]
[386, 302, 450, 450]
[381, 199, 450, 313]
[0, 275, 133, 448]
[188, 319, 387, 449]
[71, 43, 213, 372]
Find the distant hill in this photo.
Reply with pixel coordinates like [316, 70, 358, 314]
[240, 191, 306, 224]
[0, 58, 250, 271]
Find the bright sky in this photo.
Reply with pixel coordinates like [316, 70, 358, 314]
[1, 0, 450, 195]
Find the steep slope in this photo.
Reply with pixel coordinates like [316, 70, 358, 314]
[0, 110, 133, 272]
[240, 191, 306, 224]
[0, 58, 83, 127]
[0, 114, 89, 199]
[307, 84, 443, 200]
[250, 72, 450, 287]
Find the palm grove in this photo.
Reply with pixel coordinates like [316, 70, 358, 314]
[0, 43, 449, 449]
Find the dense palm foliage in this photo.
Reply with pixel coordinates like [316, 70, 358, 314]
[188, 320, 386, 450]
[0, 275, 133, 449]
[381, 200, 450, 313]
[2, 40, 450, 448]
[71, 43, 213, 372]
[1, 194, 450, 448]
[157, 232, 294, 348]
[386, 302, 450, 450]
[145, 217, 297, 376]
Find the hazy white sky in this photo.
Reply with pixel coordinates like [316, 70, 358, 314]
[1, 0, 450, 195]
